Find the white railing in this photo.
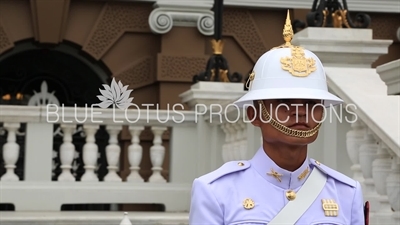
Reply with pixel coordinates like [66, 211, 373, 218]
[325, 63, 400, 225]
[0, 105, 200, 211]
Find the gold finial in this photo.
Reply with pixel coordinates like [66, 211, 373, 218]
[211, 39, 224, 55]
[283, 10, 294, 46]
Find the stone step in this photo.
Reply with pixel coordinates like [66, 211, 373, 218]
[0, 211, 189, 225]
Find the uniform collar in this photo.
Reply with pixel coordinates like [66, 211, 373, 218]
[250, 146, 311, 190]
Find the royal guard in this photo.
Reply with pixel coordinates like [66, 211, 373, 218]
[189, 10, 366, 225]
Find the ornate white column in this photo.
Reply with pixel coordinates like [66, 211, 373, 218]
[81, 124, 99, 182]
[148, 0, 214, 36]
[104, 125, 122, 182]
[148, 126, 167, 183]
[127, 126, 145, 182]
[57, 124, 77, 181]
[0, 123, 20, 181]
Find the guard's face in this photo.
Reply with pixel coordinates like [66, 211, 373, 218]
[247, 99, 324, 145]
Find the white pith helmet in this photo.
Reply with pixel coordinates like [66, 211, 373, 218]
[234, 11, 343, 108]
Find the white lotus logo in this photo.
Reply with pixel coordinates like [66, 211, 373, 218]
[96, 78, 134, 110]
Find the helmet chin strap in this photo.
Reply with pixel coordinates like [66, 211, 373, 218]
[257, 100, 323, 138]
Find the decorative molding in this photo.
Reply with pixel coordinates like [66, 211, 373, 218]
[222, 8, 268, 62]
[113, 56, 155, 89]
[0, 19, 14, 55]
[148, 1, 214, 35]
[157, 54, 209, 81]
[376, 59, 400, 95]
[133, 0, 400, 13]
[223, 0, 400, 13]
[147, 0, 400, 36]
[292, 27, 393, 68]
[397, 27, 400, 42]
[82, 2, 151, 60]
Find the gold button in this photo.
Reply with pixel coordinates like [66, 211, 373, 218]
[286, 190, 296, 201]
[243, 198, 255, 209]
[315, 160, 321, 165]
[238, 162, 244, 166]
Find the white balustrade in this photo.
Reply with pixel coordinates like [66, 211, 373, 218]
[0, 105, 198, 212]
[0, 122, 21, 181]
[344, 109, 399, 225]
[57, 124, 77, 181]
[104, 125, 123, 182]
[127, 126, 144, 182]
[148, 126, 167, 183]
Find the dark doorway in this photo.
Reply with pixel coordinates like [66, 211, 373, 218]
[0, 43, 113, 211]
[0, 48, 106, 106]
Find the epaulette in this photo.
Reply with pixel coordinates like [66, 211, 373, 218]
[198, 160, 250, 184]
[310, 158, 357, 188]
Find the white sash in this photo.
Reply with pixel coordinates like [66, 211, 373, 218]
[268, 167, 327, 225]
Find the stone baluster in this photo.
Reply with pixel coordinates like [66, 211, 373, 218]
[220, 123, 230, 163]
[227, 123, 236, 161]
[0, 123, 21, 181]
[386, 152, 400, 223]
[359, 128, 380, 212]
[81, 124, 99, 182]
[232, 123, 241, 160]
[104, 125, 122, 182]
[372, 142, 393, 221]
[148, 126, 167, 183]
[127, 126, 144, 182]
[345, 117, 365, 186]
[57, 124, 77, 181]
[238, 120, 247, 160]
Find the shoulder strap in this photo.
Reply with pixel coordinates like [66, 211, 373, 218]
[268, 166, 327, 225]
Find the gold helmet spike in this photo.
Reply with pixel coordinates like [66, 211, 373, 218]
[283, 10, 294, 47]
